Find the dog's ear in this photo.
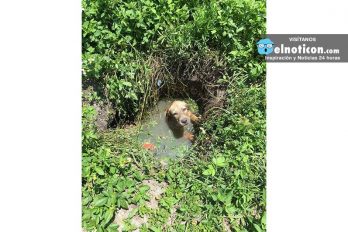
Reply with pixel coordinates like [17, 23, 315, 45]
[165, 107, 170, 117]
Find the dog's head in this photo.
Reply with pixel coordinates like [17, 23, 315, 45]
[165, 100, 190, 127]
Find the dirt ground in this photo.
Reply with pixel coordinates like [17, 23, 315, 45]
[113, 179, 168, 231]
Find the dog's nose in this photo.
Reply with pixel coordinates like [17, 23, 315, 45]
[181, 118, 188, 124]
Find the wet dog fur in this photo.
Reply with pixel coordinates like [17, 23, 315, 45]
[165, 100, 200, 140]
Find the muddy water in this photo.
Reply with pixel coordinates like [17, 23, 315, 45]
[138, 99, 194, 158]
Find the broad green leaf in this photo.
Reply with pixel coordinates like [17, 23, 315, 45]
[95, 166, 104, 176]
[109, 167, 116, 174]
[209, 165, 216, 176]
[225, 205, 237, 214]
[82, 166, 90, 177]
[94, 197, 108, 207]
[202, 169, 210, 176]
[82, 196, 91, 206]
[236, 27, 245, 33]
[253, 223, 263, 232]
[150, 227, 161, 232]
[118, 198, 128, 209]
[116, 180, 126, 191]
[261, 212, 266, 225]
[122, 81, 132, 87]
[103, 208, 114, 225]
[107, 223, 118, 231]
[203, 165, 216, 176]
[139, 185, 150, 194]
[213, 157, 226, 167]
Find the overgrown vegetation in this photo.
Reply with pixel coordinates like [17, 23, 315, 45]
[82, 0, 266, 231]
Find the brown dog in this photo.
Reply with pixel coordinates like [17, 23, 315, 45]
[165, 100, 200, 140]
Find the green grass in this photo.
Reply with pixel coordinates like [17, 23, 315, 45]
[82, 0, 266, 231]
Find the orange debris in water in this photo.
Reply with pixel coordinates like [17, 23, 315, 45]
[143, 142, 156, 151]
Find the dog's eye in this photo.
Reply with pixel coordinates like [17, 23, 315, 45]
[173, 112, 177, 115]
[182, 107, 187, 111]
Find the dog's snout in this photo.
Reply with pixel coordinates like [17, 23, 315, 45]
[180, 118, 188, 124]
